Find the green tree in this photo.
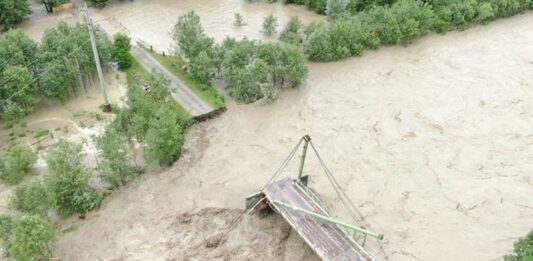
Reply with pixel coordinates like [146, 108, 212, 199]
[8, 215, 55, 261]
[279, 16, 304, 45]
[144, 107, 184, 167]
[280, 45, 308, 87]
[173, 11, 214, 61]
[190, 50, 215, 83]
[304, 25, 334, 61]
[0, 143, 37, 185]
[326, 0, 350, 20]
[1, 65, 38, 117]
[39, 22, 112, 101]
[0, 29, 38, 71]
[505, 230, 533, 261]
[45, 140, 101, 215]
[10, 181, 51, 217]
[0, 214, 13, 246]
[0, 0, 30, 31]
[262, 14, 278, 36]
[234, 12, 244, 26]
[95, 127, 135, 188]
[112, 33, 133, 70]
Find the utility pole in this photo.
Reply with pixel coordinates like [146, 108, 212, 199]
[297, 135, 311, 183]
[80, 3, 111, 112]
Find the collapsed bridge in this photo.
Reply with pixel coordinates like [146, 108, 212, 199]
[245, 135, 386, 261]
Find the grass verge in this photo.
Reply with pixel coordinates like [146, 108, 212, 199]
[125, 56, 191, 121]
[141, 46, 225, 109]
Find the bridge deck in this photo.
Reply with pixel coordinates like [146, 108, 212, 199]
[264, 178, 375, 261]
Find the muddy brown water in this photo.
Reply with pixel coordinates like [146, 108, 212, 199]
[9, 1, 533, 261]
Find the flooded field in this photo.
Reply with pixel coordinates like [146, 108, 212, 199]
[0, 72, 126, 214]
[9, 1, 533, 260]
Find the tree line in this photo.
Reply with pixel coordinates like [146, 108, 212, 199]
[173, 11, 308, 104]
[281, 0, 533, 61]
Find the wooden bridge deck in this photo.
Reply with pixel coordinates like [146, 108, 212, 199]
[264, 178, 375, 261]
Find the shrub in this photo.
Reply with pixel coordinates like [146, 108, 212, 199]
[45, 140, 101, 215]
[112, 33, 133, 70]
[279, 16, 305, 45]
[327, 0, 350, 20]
[95, 127, 137, 188]
[505, 230, 533, 261]
[234, 12, 244, 26]
[11, 181, 51, 216]
[46, 0, 66, 7]
[8, 215, 54, 261]
[0, 0, 30, 31]
[263, 14, 279, 36]
[144, 107, 184, 167]
[0, 143, 37, 185]
[0, 214, 13, 245]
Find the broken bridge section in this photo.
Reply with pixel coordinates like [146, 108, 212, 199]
[263, 178, 377, 261]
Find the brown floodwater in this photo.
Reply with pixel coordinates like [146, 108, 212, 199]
[10, 1, 533, 261]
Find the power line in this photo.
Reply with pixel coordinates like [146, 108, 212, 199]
[0, 40, 91, 107]
[0, 24, 97, 88]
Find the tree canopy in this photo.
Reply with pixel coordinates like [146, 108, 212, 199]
[0, 0, 30, 31]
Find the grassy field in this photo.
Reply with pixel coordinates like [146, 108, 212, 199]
[141, 47, 225, 109]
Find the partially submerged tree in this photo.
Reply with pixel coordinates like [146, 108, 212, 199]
[262, 14, 278, 36]
[145, 107, 184, 167]
[112, 33, 133, 70]
[279, 16, 304, 45]
[505, 230, 533, 261]
[11, 181, 51, 217]
[0, 143, 37, 185]
[45, 140, 101, 215]
[95, 127, 136, 188]
[8, 215, 55, 261]
[0, 0, 30, 31]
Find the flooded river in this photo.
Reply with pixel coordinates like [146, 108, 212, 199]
[12, 1, 533, 260]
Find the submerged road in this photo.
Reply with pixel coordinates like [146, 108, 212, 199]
[131, 46, 213, 117]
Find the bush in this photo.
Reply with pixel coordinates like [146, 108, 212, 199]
[112, 33, 133, 70]
[46, 0, 66, 7]
[279, 16, 305, 45]
[11, 181, 51, 217]
[0, 214, 13, 245]
[0, 143, 37, 185]
[8, 215, 54, 261]
[0, 0, 30, 31]
[262, 14, 279, 36]
[95, 127, 137, 188]
[145, 107, 184, 166]
[505, 230, 533, 261]
[45, 140, 101, 215]
[221, 39, 308, 102]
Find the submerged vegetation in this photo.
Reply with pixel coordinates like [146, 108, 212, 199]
[506, 230, 533, 261]
[282, 0, 533, 61]
[0, 23, 112, 128]
[173, 11, 308, 104]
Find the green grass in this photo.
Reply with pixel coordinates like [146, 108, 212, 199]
[141, 46, 225, 109]
[32, 129, 49, 139]
[126, 55, 192, 121]
[125, 57, 150, 83]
